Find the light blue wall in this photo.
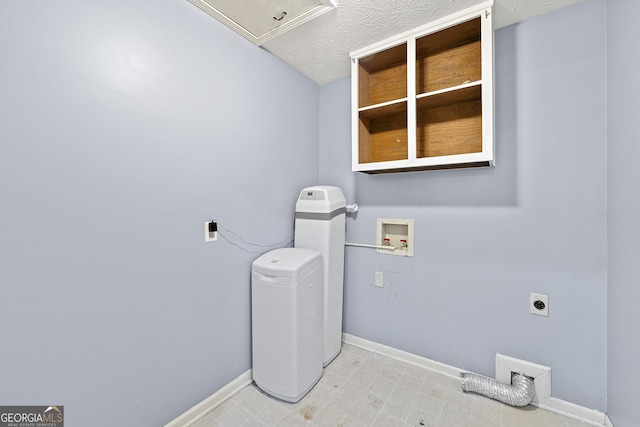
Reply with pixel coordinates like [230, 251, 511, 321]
[320, 0, 607, 411]
[0, 0, 319, 425]
[607, 0, 640, 425]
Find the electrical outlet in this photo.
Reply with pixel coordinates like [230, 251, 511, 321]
[204, 221, 217, 242]
[530, 293, 549, 317]
[374, 271, 384, 288]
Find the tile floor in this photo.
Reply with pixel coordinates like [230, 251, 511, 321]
[192, 344, 593, 427]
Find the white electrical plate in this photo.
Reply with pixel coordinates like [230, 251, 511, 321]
[496, 354, 551, 404]
[530, 293, 549, 317]
[204, 222, 217, 242]
[374, 271, 384, 288]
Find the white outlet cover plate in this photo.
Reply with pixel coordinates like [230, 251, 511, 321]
[496, 354, 551, 404]
[374, 271, 384, 288]
[204, 222, 217, 242]
[530, 293, 549, 317]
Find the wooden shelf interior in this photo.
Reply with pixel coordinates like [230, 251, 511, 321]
[416, 17, 481, 95]
[416, 89, 482, 158]
[358, 43, 407, 108]
[358, 101, 408, 164]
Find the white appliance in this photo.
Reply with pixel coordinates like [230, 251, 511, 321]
[294, 185, 346, 366]
[251, 248, 323, 402]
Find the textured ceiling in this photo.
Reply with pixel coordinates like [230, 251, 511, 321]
[260, 0, 585, 85]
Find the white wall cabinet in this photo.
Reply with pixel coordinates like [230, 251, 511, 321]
[350, 1, 494, 173]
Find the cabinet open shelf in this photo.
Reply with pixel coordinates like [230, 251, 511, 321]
[358, 43, 407, 108]
[417, 97, 482, 158]
[351, 1, 493, 173]
[417, 83, 482, 158]
[358, 100, 408, 164]
[416, 17, 481, 94]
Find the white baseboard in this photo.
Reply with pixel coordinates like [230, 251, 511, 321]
[164, 370, 253, 427]
[342, 333, 607, 427]
[536, 397, 606, 426]
[342, 333, 463, 380]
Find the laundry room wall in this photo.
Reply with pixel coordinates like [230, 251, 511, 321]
[319, 0, 607, 412]
[0, 0, 319, 425]
[606, 0, 640, 425]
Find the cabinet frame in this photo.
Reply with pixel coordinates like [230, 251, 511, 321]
[351, 1, 494, 173]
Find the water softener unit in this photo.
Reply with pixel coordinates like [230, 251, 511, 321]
[294, 186, 346, 366]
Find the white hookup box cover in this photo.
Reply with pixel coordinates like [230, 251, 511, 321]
[252, 248, 322, 279]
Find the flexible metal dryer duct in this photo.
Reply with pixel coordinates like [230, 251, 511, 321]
[460, 372, 535, 407]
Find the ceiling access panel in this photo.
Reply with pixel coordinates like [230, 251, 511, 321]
[187, 0, 337, 45]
